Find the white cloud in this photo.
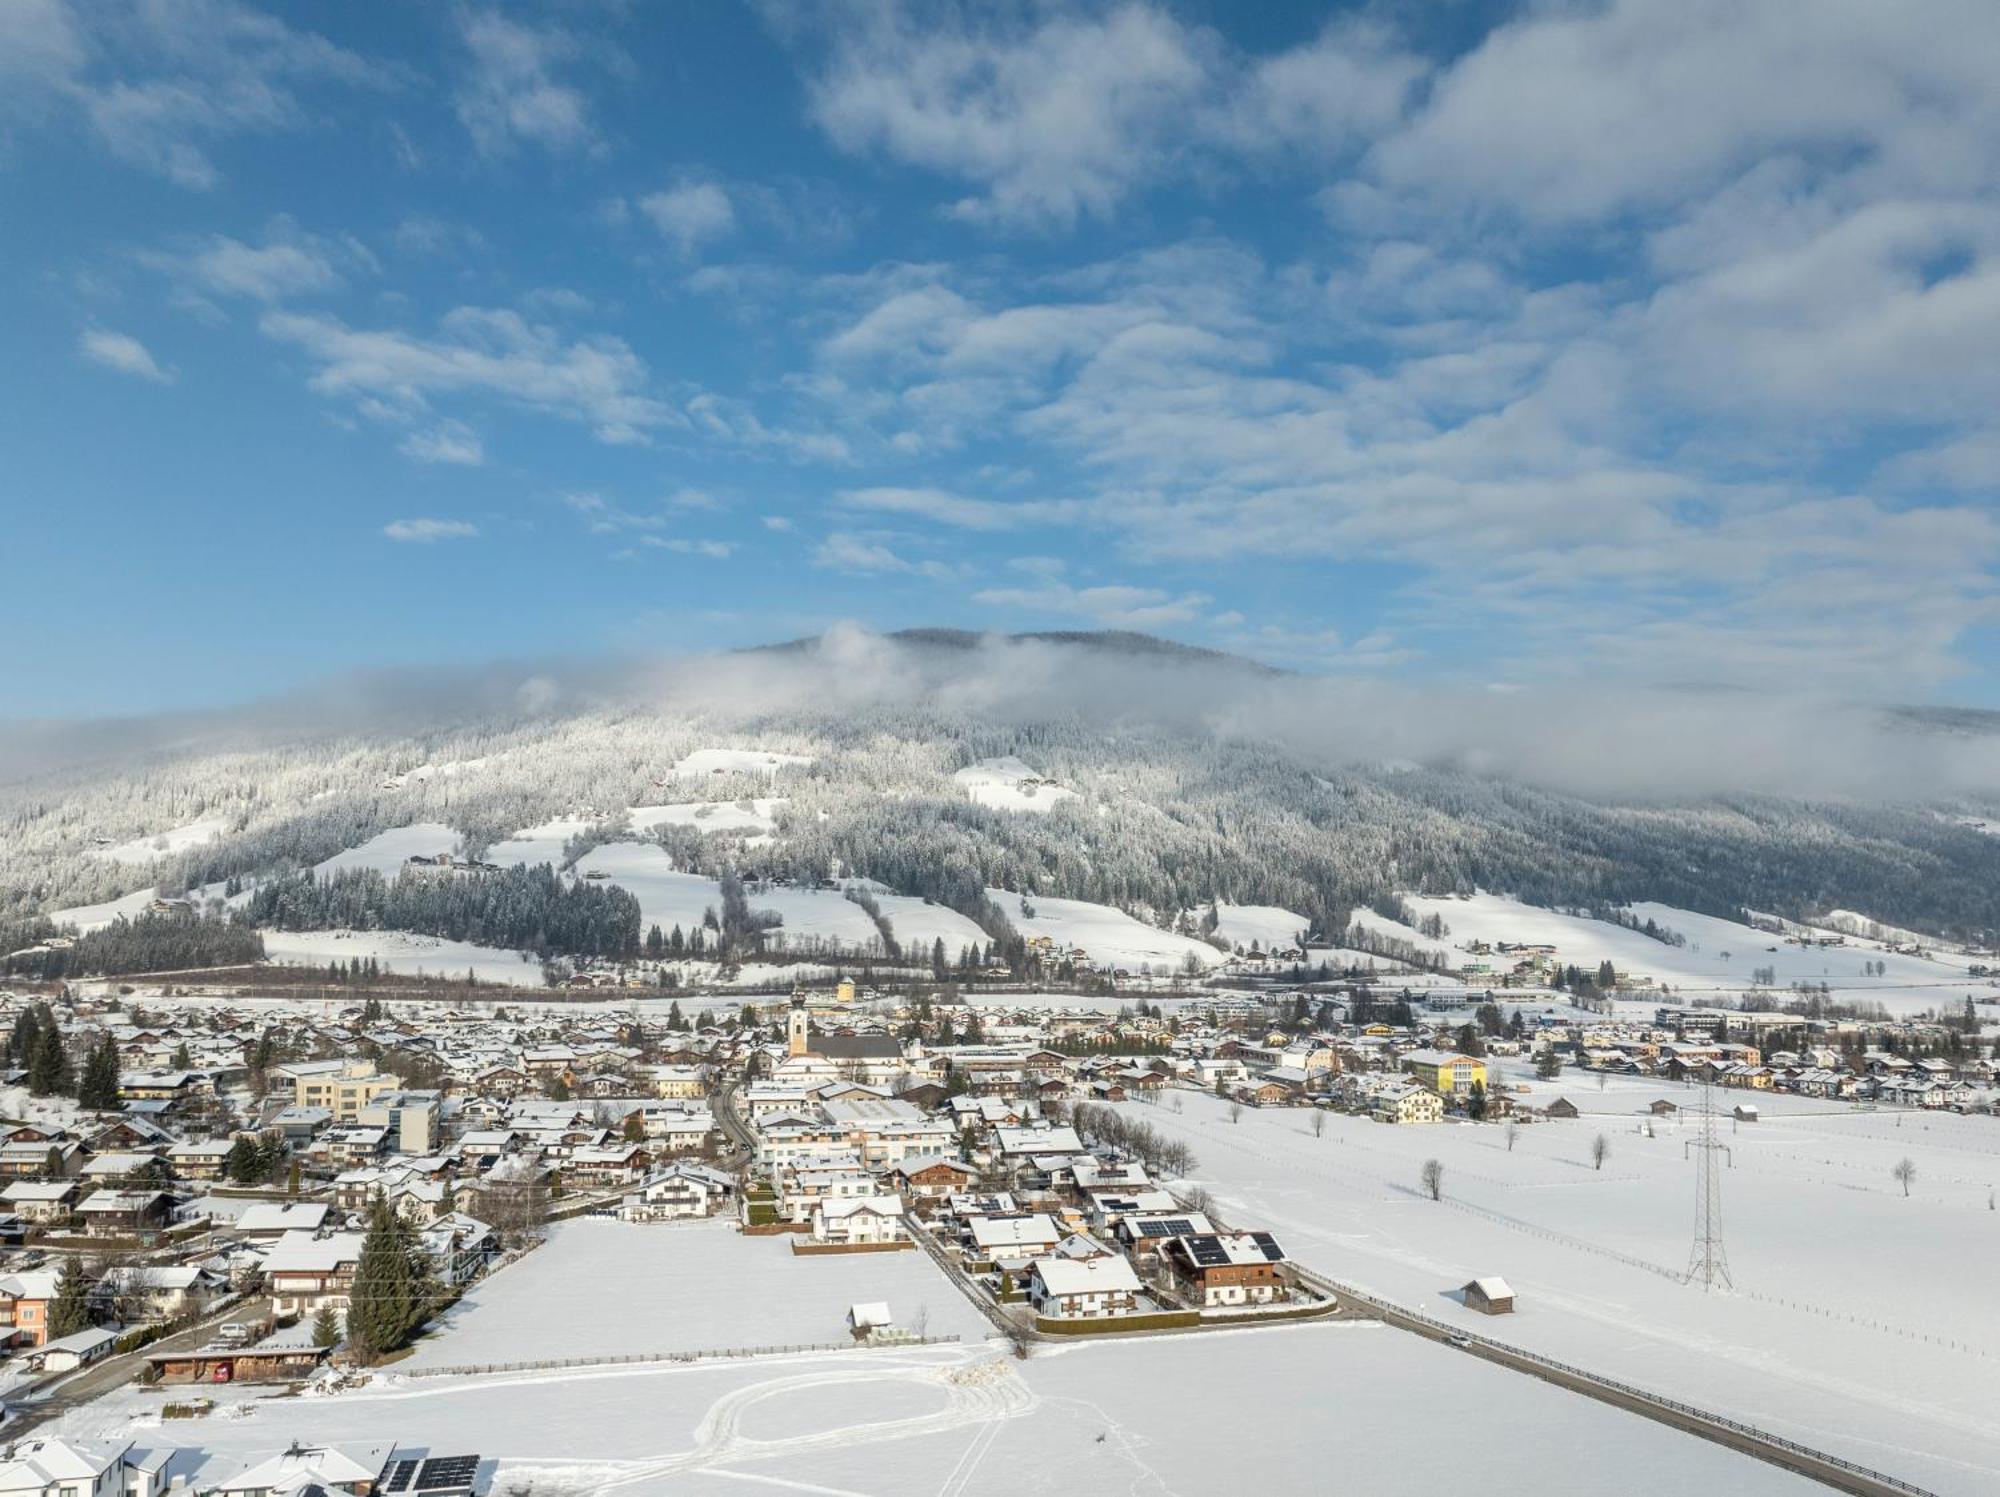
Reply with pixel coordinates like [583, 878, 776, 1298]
[791, 3, 1423, 230]
[455, 11, 599, 159]
[6, 0, 378, 189]
[78, 327, 170, 382]
[638, 180, 736, 258]
[801, 2, 1210, 229]
[383, 518, 478, 543]
[142, 221, 358, 305]
[262, 306, 675, 444]
[975, 581, 1210, 629]
[397, 421, 484, 466]
[762, 515, 795, 531]
[640, 536, 735, 559]
[812, 531, 955, 580]
[836, 486, 1080, 531]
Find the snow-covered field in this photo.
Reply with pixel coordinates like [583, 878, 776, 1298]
[1116, 1083, 2000, 1494]
[312, 823, 461, 879]
[259, 929, 543, 986]
[629, 798, 786, 843]
[42, 1216, 1817, 1495]
[1206, 903, 1310, 952]
[87, 815, 229, 864]
[988, 889, 1224, 973]
[953, 756, 1077, 814]
[672, 748, 813, 779]
[1396, 892, 1988, 1017]
[47, 885, 164, 932]
[404, 1218, 986, 1368]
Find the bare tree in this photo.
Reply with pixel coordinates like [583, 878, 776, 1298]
[1227, 1101, 1243, 1125]
[1591, 1134, 1609, 1171]
[1504, 1121, 1519, 1153]
[1421, 1159, 1443, 1201]
[1893, 1157, 1917, 1197]
[1310, 1110, 1326, 1139]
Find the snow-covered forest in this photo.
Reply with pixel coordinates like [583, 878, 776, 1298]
[7, 639, 2000, 954]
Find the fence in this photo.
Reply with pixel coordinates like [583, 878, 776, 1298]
[1293, 1267, 1937, 1497]
[404, 1334, 963, 1379]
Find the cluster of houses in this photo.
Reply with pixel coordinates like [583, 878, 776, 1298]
[727, 999, 1312, 1326]
[0, 1436, 482, 1497]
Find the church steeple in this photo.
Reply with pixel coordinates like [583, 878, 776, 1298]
[787, 991, 810, 1058]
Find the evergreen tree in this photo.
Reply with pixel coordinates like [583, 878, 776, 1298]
[312, 1304, 343, 1348]
[225, 1135, 261, 1185]
[77, 1035, 122, 1110]
[347, 1198, 429, 1361]
[49, 1255, 91, 1338]
[171, 1040, 193, 1069]
[29, 1024, 69, 1097]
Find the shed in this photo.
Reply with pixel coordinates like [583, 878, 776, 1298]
[34, 1325, 117, 1372]
[1462, 1276, 1515, 1315]
[1733, 1104, 1760, 1123]
[848, 1301, 893, 1334]
[1544, 1098, 1579, 1120]
[1648, 1099, 1679, 1116]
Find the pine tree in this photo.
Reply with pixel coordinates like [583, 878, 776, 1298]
[312, 1304, 342, 1348]
[171, 1040, 193, 1069]
[348, 1198, 424, 1361]
[29, 1025, 69, 1097]
[77, 1036, 122, 1111]
[225, 1135, 261, 1185]
[49, 1255, 91, 1338]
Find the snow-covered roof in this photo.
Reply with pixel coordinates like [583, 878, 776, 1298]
[1031, 1254, 1140, 1296]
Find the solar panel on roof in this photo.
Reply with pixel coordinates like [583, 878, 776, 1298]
[413, 1456, 481, 1493]
[1139, 1221, 1167, 1237]
[383, 1459, 420, 1493]
[1251, 1231, 1285, 1260]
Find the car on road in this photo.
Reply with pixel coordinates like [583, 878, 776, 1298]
[1446, 1333, 1473, 1348]
[213, 1322, 254, 1346]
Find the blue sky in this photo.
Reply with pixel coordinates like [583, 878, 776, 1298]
[5, 0, 1999, 716]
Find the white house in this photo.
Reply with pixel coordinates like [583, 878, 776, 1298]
[1027, 1254, 1142, 1318]
[810, 1194, 907, 1246]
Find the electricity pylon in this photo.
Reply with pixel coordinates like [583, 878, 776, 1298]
[1684, 1074, 1733, 1290]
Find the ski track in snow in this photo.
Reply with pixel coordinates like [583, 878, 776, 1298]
[457, 1354, 1034, 1495]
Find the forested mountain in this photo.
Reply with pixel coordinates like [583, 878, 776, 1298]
[5, 630, 2000, 953]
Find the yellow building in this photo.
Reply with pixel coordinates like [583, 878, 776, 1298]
[835, 978, 857, 1005]
[294, 1062, 396, 1121]
[1399, 1050, 1488, 1098]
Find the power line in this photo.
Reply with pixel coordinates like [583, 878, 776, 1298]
[1685, 1073, 1733, 1292]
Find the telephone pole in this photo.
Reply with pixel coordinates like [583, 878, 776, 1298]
[1684, 1074, 1733, 1291]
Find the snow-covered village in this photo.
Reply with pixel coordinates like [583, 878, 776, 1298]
[13, 1, 2000, 1492]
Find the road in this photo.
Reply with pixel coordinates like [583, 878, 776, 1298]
[711, 1078, 755, 1153]
[5, 1296, 272, 1439]
[1294, 1267, 1935, 1497]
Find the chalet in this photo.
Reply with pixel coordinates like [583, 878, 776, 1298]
[165, 1138, 236, 1181]
[263, 1229, 365, 1315]
[235, 1202, 331, 1243]
[965, 1212, 1064, 1267]
[1, 1179, 81, 1224]
[1370, 1085, 1444, 1125]
[420, 1213, 499, 1287]
[1114, 1211, 1215, 1259]
[809, 1195, 907, 1246]
[1162, 1231, 1289, 1307]
[892, 1156, 980, 1205]
[1026, 1254, 1141, 1318]
[0, 1140, 82, 1178]
[1545, 1097, 1580, 1120]
[76, 1189, 173, 1237]
[93, 1264, 224, 1323]
[620, 1163, 735, 1221]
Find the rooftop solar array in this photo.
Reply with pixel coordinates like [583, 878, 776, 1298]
[383, 1454, 480, 1495]
[414, 1455, 482, 1493]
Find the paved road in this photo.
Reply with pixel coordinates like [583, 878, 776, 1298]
[1295, 1267, 1933, 1497]
[711, 1078, 756, 1153]
[5, 1297, 273, 1438]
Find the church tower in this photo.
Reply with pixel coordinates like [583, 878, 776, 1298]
[787, 993, 810, 1058]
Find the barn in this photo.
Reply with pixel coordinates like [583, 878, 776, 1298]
[1462, 1276, 1515, 1315]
